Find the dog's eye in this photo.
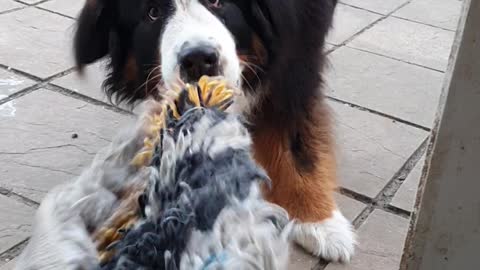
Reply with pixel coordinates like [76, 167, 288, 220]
[148, 7, 160, 21]
[207, 0, 222, 8]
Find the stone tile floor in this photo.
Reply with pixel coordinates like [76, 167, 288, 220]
[0, 0, 463, 269]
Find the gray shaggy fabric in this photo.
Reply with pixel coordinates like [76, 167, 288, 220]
[15, 99, 292, 270]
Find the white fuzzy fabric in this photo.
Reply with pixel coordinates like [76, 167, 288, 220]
[180, 186, 292, 270]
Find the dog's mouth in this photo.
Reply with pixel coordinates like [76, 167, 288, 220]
[179, 69, 225, 85]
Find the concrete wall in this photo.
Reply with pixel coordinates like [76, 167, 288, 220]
[400, 0, 480, 269]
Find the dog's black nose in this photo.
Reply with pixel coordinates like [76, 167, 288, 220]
[179, 45, 220, 82]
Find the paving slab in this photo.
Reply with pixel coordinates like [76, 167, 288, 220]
[0, 7, 75, 79]
[0, 0, 24, 13]
[289, 245, 319, 270]
[331, 101, 428, 198]
[16, 0, 43, 5]
[0, 69, 36, 99]
[326, 46, 444, 128]
[0, 195, 35, 254]
[335, 193, 366, 221]
[348, 17, 455, 71]
[51, 61, 109, 102]
[340, 0, 408, 15]
[393, 0, 462, 31]
[327, 4, 381, 45]
[38, 0, 86, 18]
[325, 210, 409, 270]
[0, 89, 133, 202]
[391, 155, 426, 212]
[0, 258, 17, 270]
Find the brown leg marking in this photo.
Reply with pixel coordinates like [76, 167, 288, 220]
[252, 104, 337, 222]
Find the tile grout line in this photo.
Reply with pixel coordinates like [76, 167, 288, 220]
[0, 187, 38, 263]
[11, 0, 49, 6]
[325, 44, 339, 55]
[390, 15, 456, 32]
[0, 3, 76, 19]
[385, 204, 412, 218]
[0, 239, 29, 266]
[343, 45, 446, 73]
[338, 1, 456, 33]
[326, 96, 432, 132]
[35, 6, 76, 20]
[338, 187, 374, 206]
[32, 0, 52, 5]
[0, 64, 44, 81]
[45, 84, 135, 116]
[0, 6, 28, 16]
[0, 83, 44, 106]
[0, 67, 77, 105]
[10, 0, 31, 5]
[0, 65, 131, 116]
[44, 67, 78, 81]
[0, 187, 39, 208]
[338, 186, 413, 220]
[337, 1, 386, 16]
[329, 0, 413, 55]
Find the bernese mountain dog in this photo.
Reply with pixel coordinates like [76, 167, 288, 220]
[73, 0, 355, 262]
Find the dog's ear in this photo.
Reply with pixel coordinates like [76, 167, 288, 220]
[74, 0, 112, 70]
[249, 0, 297, 51]
[249, 0, 275, 46]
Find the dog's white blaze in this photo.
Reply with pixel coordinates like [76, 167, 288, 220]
[161, 0, 241, 89]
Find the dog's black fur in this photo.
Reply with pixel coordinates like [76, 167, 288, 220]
[74, 0, 337, 125]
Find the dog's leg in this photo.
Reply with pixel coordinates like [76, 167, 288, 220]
[252, 108, 355, 263]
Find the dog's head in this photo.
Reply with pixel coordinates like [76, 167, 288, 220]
[74, 0, 283, 104]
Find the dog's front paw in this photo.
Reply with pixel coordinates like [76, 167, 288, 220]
[292, 210, 356, 263]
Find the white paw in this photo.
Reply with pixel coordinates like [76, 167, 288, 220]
[292, 210, 356, 263]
